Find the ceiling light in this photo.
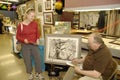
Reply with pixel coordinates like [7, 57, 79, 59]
[0, 1, 12, 4]
[7, 0, 19, 2]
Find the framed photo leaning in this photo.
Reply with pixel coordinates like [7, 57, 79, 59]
[43, 12, 53, 24]
[44, 34, 82, 65]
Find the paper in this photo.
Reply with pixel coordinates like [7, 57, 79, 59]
[66, 61, 75, 67]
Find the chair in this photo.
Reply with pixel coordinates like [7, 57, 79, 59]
[108, 59, 118, 80]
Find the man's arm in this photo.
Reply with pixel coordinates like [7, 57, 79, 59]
[72, 58, 85, 65]
[74, 66, 101, 78]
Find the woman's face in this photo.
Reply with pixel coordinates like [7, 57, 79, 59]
[26, 12, 35, 22]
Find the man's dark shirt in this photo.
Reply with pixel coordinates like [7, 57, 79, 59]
[83, 44, 116, 80]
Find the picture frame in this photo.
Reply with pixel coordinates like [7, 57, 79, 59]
[43, 25, 53, 37]
[44, 34, 81, 65]
[43, 12, 53, 24]
[35, 1, 43, 15]
[45, 0, 51, 10]
[54, 21, 71, 34]
[109, 39, 120, 45]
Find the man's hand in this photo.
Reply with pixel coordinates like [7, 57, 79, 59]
[72, 58, 84, 65]
[74, 66, 82, 74]
[72, 58, 80, 65]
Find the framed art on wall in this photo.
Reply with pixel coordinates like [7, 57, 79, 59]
[43, 25, 53, 37]
[45, 0, 51, 10]
[44, 34, 82, 65]
[35, 1, 42, 15]
[54, 21, 71, 34]
[43, 12, 53, 24]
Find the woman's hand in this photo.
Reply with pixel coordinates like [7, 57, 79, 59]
[33, 39, 39, 45]
[24, 39, 29, 44]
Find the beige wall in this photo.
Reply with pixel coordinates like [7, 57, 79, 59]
[65, 0, 120, 8]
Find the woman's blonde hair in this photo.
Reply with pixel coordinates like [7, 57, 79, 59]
[25, 8, 35, 14]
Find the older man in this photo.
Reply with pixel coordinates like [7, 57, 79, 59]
[63, 33, 117, 80]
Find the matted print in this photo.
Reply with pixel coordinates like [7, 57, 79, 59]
[43, 12, 53, 24]
[44, 34, 81, 65]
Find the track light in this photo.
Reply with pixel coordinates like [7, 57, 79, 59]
[0, 1, 12, 4]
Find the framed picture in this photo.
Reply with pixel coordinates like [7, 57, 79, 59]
[43, 12, 53, 24]
[44, 34, 82, 65]
[45, 0, 51, 10]
[35, 1, 42, 15]
[43, 25, 53, 37]
[54, 21, 71, 34]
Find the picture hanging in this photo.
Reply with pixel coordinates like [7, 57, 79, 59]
[43, 25, 53, 37]
[44, 34, 81, 65]
[45, 0, 51, 10]
[35, 1, 43, 15]
[54, 21, 71, 34]
[43, 12, 53, 24]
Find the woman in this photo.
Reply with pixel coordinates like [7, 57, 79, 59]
[16, 9, 44, 80]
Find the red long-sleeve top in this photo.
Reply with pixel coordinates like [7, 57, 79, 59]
[16, 21, 40, 44]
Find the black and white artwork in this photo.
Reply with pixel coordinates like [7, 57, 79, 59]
[45, 34, 81, 65]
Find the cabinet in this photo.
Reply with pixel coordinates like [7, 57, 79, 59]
[72, 12, 80, 29]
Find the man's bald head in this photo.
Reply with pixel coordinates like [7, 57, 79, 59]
[88, 33, 104, 51]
